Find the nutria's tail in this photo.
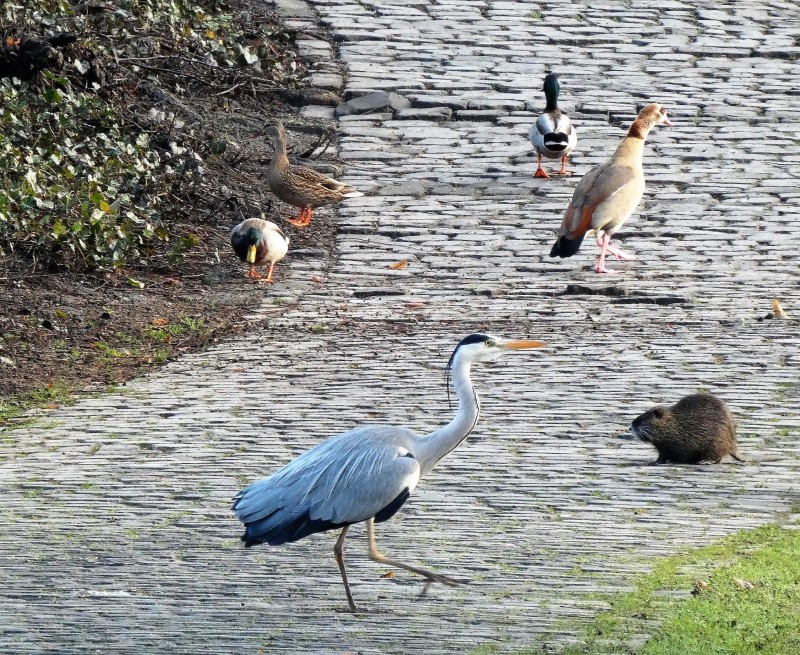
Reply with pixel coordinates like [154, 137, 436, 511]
[731, 452, 746, 463]
[550, 234, 584, 258]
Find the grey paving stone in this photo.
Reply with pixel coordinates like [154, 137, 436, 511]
[4, 1, 800, 654]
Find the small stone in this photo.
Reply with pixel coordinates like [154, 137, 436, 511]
[395, 107, 453, 121]
[335, 91, 411, 117]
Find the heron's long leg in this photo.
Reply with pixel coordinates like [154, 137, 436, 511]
[365, 518, 465, 587]
[333, 526, 359, 612]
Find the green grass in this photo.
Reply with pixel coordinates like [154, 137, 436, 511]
[0, 382, 74, 424]
[526, 524, 800, 655]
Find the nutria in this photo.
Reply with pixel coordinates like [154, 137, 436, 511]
[629, 393, 743, 465]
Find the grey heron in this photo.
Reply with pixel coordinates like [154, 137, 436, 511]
[231, 333, 544, 612]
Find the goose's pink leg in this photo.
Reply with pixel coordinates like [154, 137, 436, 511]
[605, 243, 637, 261]
[594, 234, 618, 274]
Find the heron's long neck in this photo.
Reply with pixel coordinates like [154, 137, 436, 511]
[415, 357, 479, 475]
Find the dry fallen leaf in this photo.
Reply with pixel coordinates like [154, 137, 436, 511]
[388, 258, 409, 270]
[772, 298, 787, 319]
[404, 302, 426, 309]
[691, 580, 709, 596]
[733, 577, 755, 590]
[380, 571, 395, 579]
[151, 317, 168, 326]
[311, 275, 323, 283]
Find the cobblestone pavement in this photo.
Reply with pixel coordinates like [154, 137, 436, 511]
[2, 1, 800, 654]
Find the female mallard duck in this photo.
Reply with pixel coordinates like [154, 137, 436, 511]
[230, 217, 289, 282]
[264, 122, 364, 228]
[549, 103, 672, 274]
[530, 73, 577, 178]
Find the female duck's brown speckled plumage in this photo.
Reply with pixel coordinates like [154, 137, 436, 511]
[264, 122, 363, 227]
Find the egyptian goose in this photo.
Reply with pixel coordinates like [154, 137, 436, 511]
[264, 122, 363, 228]
[230, 217, 289, 282]
[530, 73, 577, 178]
[549, 103, 672, 273]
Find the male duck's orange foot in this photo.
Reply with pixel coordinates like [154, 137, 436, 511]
[533, 167, 550, 179]
[246, 268, 262, 279]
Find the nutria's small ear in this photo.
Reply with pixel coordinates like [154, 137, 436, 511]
[653, 407, 665, 418]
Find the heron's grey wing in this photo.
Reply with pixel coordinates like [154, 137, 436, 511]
[232, 426, 421, 546]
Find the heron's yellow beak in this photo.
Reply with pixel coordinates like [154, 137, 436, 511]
[502, 339, 545, 350]
[246, 245, 257, 264]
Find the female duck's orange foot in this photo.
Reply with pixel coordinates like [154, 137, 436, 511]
[288, 208, 312, 227]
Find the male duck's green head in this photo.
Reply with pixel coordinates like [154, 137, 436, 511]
[543, 73, 560, 111]
[245, 226, 261, 263]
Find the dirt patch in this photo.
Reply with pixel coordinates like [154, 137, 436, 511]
[0, 2, 340, 422]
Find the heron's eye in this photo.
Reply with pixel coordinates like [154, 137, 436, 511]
[485, 338, 497, 347]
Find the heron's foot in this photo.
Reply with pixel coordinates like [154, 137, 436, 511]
[418, 570, 468, 588]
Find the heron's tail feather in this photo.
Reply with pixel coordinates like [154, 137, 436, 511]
[240, 510, 345, 547]
[232, 480, 346, 546]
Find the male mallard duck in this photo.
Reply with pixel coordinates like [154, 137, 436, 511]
[230, 217, 289, 282]
[264, 122, 364, 228]
[530, 73, 577, 178]
[549, 103, 672, 274]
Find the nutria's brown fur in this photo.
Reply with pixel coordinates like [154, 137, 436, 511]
[630, 393, 743, 465]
